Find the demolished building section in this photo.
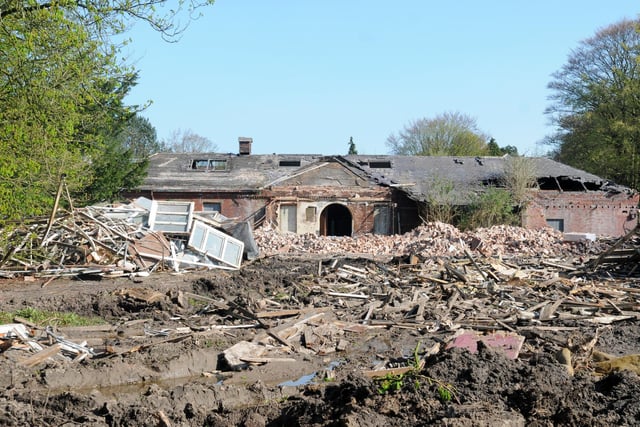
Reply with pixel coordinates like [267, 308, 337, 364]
[521, 158, 637, 236]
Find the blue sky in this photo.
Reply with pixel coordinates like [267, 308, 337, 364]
[124, 1, 640, 156]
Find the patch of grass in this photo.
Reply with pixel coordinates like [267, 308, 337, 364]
[437, 384, 453, 402]
[0, 307, 105, 327]
[0, 312, 13, 324]
[187, 298, 208, 308]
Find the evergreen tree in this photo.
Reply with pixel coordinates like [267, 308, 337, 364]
[348, 137, 358, 155]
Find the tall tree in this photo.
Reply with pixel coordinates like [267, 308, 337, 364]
[84, 113, 164, 203]
[0, 0, 214, 41]
[0, 0, 214, 219]
[546, 18, 640, 189]
[386, 112, 489, 156]
[163, 129, 218, 153]
[347, 136, 358, 155]
[487, 138, 519, 156]
[118, 115, 165, 159]
[0, 7, 124, 217]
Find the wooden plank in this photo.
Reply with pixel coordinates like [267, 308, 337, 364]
[239, 356, 297, 364]
[539, 298, 565, 321]
[20, 343, 62, 367]
[327, 292, 369, 299]
[183, 292, 230, 311]
[256, 309, 303, 319]
[362, 359, 425, 378]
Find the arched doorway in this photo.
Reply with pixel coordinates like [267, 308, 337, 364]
[320, 204, 352, 236]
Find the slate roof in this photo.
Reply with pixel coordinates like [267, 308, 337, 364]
[342, 155, 616, 202]
[138, 152, 324, 192]
[139, 152, 627, 202]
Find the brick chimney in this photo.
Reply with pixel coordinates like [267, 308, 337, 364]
[238, 137, 252, 155]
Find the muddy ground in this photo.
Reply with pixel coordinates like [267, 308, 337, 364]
[0, 252, 639, 426]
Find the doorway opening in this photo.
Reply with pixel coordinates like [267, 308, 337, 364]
[320, 204, 352, 236]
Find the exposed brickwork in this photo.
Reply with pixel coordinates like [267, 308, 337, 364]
[131, 187, 638, 238]
[523, 191, 639, 236]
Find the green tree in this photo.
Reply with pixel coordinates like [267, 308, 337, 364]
[348, 136, 358, 155]
[487, 138, 519, 156]
[0, 0, 214, 41]
[118, 115, 166, 159]
[386, 112, 489, 156]
[0, 0, 214, 219]
[460, 187, 517, 230]
[84, 138, 149, 204]
[0, 8, 120, 217]
[84, 112, 163, 203]
[546, 18, 640, 190]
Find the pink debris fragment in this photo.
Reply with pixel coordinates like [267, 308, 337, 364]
[446, 331, 525, 360]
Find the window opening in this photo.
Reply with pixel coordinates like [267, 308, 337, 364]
[203, 202, 222, 213]
[191, 159, 209, 169]
[368, 161, 392, 168]
[209, 159, 227, 171]
[279, 160, 301, 167]
[546, 218, 564, 232]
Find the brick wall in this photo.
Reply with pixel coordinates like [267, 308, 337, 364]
[523, 190, 639, 237]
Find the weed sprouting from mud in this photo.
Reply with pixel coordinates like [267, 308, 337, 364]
[377, 373, 405, 394]
[374, 341, 459, 403]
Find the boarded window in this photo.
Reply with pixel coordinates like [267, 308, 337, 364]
[546, 218, 564, 232]
[279, 205, 297, 233]
[373, 205, 391, 235]
[305, 206, 317, 222]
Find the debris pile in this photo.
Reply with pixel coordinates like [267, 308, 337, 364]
[0, 198, 249, 280]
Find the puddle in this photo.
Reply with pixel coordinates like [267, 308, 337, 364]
[278, 372, 317, 387]
[38, 372, 230, 399]
[277, 360, 341, 387]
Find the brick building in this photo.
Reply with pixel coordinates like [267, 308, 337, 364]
[128, 139, 638, 238]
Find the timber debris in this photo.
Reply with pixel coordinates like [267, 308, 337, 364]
[2, 202, 640, 380]
[0, 198, 250, 280]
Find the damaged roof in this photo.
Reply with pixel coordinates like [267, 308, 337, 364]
[138, 152, 324, 192]
[139, 153, 631, 201]
[342, 155, 629, 203]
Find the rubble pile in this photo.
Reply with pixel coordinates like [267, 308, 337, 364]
[0, 195, 626, 286]
[254, 222, 595, 259]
